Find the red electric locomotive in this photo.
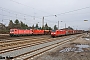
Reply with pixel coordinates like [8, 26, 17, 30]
[10, 29, 33, 37]
[51, 30, 66, 37]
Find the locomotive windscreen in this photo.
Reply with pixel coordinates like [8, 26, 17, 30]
[10, 29, 14, 32]
[51, 30, 56, 32]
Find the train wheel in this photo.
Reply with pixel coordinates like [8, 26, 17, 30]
[51, 36, 56, 38]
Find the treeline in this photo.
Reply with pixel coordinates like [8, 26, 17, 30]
[8, 19, 28, 29]
[7, 19, 54, 30]
[1, 19, 74, 30]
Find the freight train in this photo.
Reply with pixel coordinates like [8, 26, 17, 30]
[51, 29, 83, 37]
[10, 29, 51, 37]
[10, 29, 83, 37]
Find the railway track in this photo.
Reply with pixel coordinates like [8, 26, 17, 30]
[14, 34, 82, 60]
[0, 34, 82, 60]
[0, 35, 67, 54]
[0, 35, 50, 41]
[0, 34, 9, 39]
[0, 38, 55, 54]
[0, 35, 52, 44]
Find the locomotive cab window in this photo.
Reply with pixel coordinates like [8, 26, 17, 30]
[52, 30, 56, 32]
[10, 30, 14, 32]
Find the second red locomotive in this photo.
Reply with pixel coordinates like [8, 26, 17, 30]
[51, 29, 83, 37]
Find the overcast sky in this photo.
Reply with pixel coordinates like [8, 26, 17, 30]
[0, 0, 90, 30]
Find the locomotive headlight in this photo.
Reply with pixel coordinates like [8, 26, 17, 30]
[54, 33, 56, 34]
[51, 33, 53, 34]
[51, 33, 56, 34]
[10, 32, 13, 33]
